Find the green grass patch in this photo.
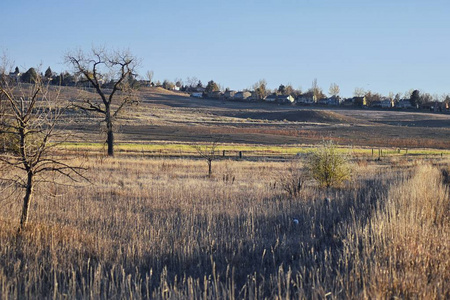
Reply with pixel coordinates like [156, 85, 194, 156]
[59, 142, 450, 158]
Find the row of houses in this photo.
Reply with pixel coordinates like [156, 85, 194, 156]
[191, 90, 449, 111]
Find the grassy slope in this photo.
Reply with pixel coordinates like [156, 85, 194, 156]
[60, 86, 450, 149]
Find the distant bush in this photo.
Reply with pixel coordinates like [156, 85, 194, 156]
[308, 140, 351, 188]
[279, 161, 305, 197]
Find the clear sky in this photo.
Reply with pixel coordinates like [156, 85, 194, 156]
[1, 0, 449, 98]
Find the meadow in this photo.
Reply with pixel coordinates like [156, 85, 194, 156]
[0, 150, 448, 299]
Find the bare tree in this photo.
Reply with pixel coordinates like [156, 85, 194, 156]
[353, 87, 366, 97]
[65, 47, 140, 156]
[311, 78, 323, 102]
[0, 66, 86, 232]
[252, 79, 267, 100]
[186, 76, 199, 88]
[146, 70, 154, 85]
[329, 83, 340, 97]
[192, 137, 221, 177]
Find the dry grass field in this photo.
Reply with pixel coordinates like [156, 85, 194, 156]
[0, 87, 449, 299]
[0, 153, 449, 299]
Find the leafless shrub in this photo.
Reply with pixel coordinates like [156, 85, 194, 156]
[278, 160, 305, 197]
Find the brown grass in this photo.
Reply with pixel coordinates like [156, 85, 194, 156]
[0, 153, 448, 299]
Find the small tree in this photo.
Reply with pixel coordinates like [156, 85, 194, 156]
[307, 140, 351, 188]
[252, 79, 267, 100]
[0, 67, 86, 232]
[192, 137, 221, 177]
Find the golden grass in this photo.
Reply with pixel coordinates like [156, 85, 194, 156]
[0, 154, 448, 299]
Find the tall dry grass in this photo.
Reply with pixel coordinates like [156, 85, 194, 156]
[0, 155, 448, 299]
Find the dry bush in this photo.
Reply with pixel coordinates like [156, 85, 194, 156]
[277, 160, 305, 197]
[308, 140, 352, 188]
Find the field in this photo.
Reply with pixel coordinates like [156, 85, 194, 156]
[64, 87, 450, 149]
[0, 87, 449, 299]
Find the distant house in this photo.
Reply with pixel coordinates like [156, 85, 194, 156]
[194, 87, 206, 93]
[207, 91, 222, 99]
[265, 94, 278, 102]
[9, 69, 21, 82]
[371, 100, 382, 108]
[318, 98, 329, 105]
[342, 98, 355, 106]
[224, 90, 236, 100]
[277, 94, 295, 104]
[420, 101, 443, 112]
[295, 95, 315, 105]
[234, 91, 252, 101]
[380, 98, 393, 108]
[318, 97, 340, 106]
[190, 92, 203, 98]
[327, 96, 340, 106]
[353, 96, 367, 107]
[421, 102, 433, 110]
[396, 99, 413, 109]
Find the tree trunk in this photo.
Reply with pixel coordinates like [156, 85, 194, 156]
[19, 171, 33, 232]
[106, 113, 114, 156]
[208, 159, 212, 177]
[107, 126, 114, 156]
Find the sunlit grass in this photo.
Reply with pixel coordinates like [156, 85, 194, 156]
[0, 152, 448, 298]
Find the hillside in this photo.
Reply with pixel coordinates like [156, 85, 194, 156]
[60, 86, 450, 148]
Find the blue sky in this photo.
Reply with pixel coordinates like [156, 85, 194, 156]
[1, 0, 449, 98]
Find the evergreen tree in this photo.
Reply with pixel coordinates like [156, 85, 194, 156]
[21, 68, 38, 83]
[205, 80, 219, 93]
[44, 66, 53, 78]
[410, 90, 420, 107]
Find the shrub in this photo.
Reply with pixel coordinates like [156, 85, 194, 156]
[307, 140, 351, 188]
[279, 161, 305, 197]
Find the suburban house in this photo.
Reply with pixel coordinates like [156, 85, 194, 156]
[419, 101, 449, 112]
[317, 96, 340, 106]
[318, 98, 329, 105]
[234, 91, 252, 101]
[295, 95, 315, 105]
[224, 90, 236, 99]
[207, 91, 222, 99]
[342, 98, 354, 106]
[371, 98, 393, 108]
[265, 94, 278, 102]
[190, 92, 203, 98]
[396, 99, 413, 108]
[277, 94, 295, 104]
[353, 96, 367, 107]
[327, 96, 340, 106]
[9, 69, 21, 82]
